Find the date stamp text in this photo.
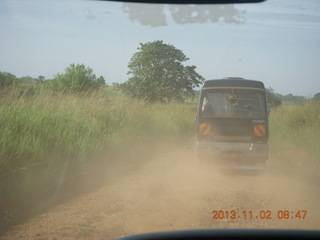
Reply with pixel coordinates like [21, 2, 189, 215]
[211, 210, 308, 220]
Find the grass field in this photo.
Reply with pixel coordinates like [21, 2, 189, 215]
[1, 86, 319, 177]
[0, 87, 197, 177]
[268, 101, 320, 175]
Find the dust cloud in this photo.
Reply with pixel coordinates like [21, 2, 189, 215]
[1, 140, 320, 240]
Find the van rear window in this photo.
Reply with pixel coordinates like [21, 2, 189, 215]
[201, 90, 266, 118]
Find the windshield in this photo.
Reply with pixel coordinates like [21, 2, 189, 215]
[202, 90, 266, 118]
[0, 0, 319, 239]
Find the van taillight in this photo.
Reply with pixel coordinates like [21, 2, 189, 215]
[253, 124, 266, 136]
[199, 123, 211, 135]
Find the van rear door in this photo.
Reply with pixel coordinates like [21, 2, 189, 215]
[198, 89, 268, 144]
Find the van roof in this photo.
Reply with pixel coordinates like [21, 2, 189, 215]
[203, 78, 265, 89]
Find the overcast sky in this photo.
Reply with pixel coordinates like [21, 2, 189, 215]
[1, 0, 320, 97]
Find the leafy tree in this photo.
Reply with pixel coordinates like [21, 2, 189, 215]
[0, 71, 17, 88]
[281, 93, 305, 105]
[120, 40, 204, 102]
[266, 87, 282, 107]
[51, 63, 105, 92]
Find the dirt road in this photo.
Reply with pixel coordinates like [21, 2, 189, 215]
[2, 143, 320, 240]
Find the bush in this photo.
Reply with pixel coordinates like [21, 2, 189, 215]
[266, 87, 282, 107]
[43, 63, 105, 92]
[0, 72, 18, 88]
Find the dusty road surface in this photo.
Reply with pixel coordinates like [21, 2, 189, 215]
[1, 143, 320, 240]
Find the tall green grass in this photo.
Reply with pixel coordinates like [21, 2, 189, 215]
[2, 86, 318, 177]
[0, 87, 196, 177]
[269, 101, 320, 175]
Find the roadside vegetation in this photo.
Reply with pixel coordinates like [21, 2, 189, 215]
[269, 100, 320, 176]
[0, 40, 204, 179]
[1, 66, 319, 180]
[1, 81, 318, 181]
[0, 87, 196, 178]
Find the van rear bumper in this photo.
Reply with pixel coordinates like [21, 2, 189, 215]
[196, 141, 268, 164]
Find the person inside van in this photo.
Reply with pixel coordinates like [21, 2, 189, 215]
[202, 96, 214, 116]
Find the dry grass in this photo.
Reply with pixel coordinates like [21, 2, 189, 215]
[0, 87, 196, 177]
[269, 101, 320, 175]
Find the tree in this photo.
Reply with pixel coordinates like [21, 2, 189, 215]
[0, 71, 17, 88]
[281, 93, 305, 105]
[266, 87, 282, 107]
[120, 40, 204, 102]
[52, 63, 105, 92]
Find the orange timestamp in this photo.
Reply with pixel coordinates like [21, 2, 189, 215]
[212, 210, 307, 220]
